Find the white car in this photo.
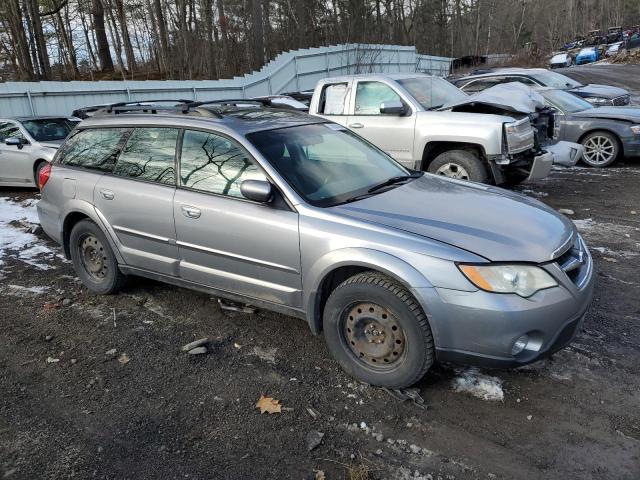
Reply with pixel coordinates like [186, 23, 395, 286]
[549, 53, 572, 68]
[0, 116, 78, 188]
[605, 42, 623, 57]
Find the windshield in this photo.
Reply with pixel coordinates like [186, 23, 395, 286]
[247, 123, 410, 207]
[21, 118, 76, 141]
[541, 89, 593, 113]
[396, 76, 467, 109]
[530, 71, 582, 89]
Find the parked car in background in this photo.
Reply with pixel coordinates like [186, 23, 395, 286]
[605, 42, 623, 57]
[576, 47, 600, 65]
[37, 101, 594, 388]
[310, 73, 561, 185]
[451, 68, 631, 106]
[538, 88, 640, 167]
[549, 53, 573, 68]
[0, 116, 78, 188]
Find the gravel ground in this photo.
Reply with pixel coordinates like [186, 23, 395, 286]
[1, 69, 640, 480]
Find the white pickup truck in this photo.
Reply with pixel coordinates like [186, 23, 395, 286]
[309, 73, 580, 185]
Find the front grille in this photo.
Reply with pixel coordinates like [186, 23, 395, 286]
[612, 95, 630, 106]
[555, 235, 590, 287]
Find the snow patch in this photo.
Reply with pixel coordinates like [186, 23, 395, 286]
[5, 284, 50, 296]
[0, 196, 55, 270]
[452, 367, 504, 401]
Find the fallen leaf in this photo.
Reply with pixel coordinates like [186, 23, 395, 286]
[603, 257, 618, 263]
[118, 353, 130, 365]
[46, 357, 60, 363]
[234, 342, 242, 349]
[256, 394, 282, 414]
[314, 470, 326, 480]
[43, 302, 59, 311]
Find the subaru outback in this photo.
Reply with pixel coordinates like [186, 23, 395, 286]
[37, 101, 594, 388]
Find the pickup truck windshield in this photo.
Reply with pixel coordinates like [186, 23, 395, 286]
[542, 89, 593, 113]
[248, 123, 411, 207]
[396, 77, 467, 109]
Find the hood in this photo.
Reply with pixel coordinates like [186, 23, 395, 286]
[329, 175, 575, 263]
[573, 106, 640, 122]
[38, 140, 64, 149]
[570, 84, 628, 99]
[442, 82, 546, 114]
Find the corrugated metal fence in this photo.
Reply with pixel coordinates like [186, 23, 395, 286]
[0, 44, 452, 117]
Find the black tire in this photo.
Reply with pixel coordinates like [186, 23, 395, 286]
[33, 160, 47, 190]
[322, 271, 434, 388]
[580, 130, 620, 168]
[427, 150, 489, 183]
[69, 219, 126, 295]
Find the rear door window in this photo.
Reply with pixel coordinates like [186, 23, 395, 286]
[113, 127, 179, 185]
[318, 83, 348, 115]
[58, 128, 129, 172]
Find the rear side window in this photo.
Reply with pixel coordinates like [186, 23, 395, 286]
[113, 127, 179, 185]
[58, 128, 129, 172]
[318, 83, 348, 115]
[179, 129, 265, 197]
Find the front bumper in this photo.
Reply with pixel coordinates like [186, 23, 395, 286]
[526, 151, 554, 181]
[411, 249, 594, 369]
[546, 141, 584, 167]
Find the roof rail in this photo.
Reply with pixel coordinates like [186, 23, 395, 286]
[181, 98, 269, 111]
[104, 99, 192, 113]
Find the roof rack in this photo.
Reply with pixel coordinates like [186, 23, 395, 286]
[104, 99, 192, 114]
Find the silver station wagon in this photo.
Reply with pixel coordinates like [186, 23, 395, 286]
[37, 101, 594, 388]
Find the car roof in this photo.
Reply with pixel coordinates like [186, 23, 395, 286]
[2, 116, 73, 122]
[79, 106, 326, 135]
[320, 72, 433, 83]
[454, 68, 550, 81]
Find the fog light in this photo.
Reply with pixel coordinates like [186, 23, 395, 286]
[511, 335, 529, 356]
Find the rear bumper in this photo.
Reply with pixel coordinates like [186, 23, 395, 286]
[526, 151, 554, 181]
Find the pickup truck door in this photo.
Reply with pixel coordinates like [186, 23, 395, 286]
[346, 80, 416, 168]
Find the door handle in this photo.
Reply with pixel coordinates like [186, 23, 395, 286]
[99, 189, 115, 200]
[348, 123, 364, 128]
[181, 205, 201, 219]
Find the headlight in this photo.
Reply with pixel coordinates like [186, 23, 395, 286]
[584, 97, 611, 106]
[504, 119, 534, 154]
[630, 125, 640, 135]
[458, 264, 557, 297]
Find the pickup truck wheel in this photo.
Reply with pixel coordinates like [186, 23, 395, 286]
[323, 271, 434, 388]
[428, 150, 489, 183]
[69, 219, 126, 295]
[581, 131, 620, 167]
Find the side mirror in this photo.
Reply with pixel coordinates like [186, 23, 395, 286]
[380, 100, 407, 115]
[5, 137, 24, 148]
[240, 179, 273, 203]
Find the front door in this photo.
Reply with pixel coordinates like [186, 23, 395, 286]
[94, 127, 180, 276]
[346, 80, 416, 168]
[0, 122, 33, 185]
[173, 129, 302, 307]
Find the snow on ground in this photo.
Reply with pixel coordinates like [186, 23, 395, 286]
[0, 196, 55, 270]
[451, 367, 504, 401]
[4, 284, 50, 296]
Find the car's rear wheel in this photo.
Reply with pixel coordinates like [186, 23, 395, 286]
[581, 131, 620, 167]
[428, 150, 489, 183]
[69, 219, 126, 294]
[323, 271, 434, 388]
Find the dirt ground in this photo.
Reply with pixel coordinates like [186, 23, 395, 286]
[2, 68, 640, 480]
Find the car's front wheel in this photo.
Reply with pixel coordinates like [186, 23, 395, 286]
[323, 271, 435, 388]
[69, 219, 126, 294]
[428, 150, 489, 183]
[581, 131, 620, 167]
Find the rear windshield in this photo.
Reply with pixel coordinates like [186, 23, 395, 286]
[21, 118, 76, 141]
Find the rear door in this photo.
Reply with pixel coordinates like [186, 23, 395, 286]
[0, 121, 34, 185]
[346, 80, 416, 167]
[94, 127, 180, 276]
[173, 129, 302, 307]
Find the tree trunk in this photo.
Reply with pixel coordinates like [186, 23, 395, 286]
[5, 0, 36, 80]
[115, 0, 136, 73]
[92, 0, 114, 72]
[250, 0, 264, 70]
[27, 0, 52, 79]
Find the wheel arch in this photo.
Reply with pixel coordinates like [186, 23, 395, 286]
[32, 158, 48, 184]
[304, 248, 434, 336]
[61, 206, 124, 265]
[420, 141, 488, 171]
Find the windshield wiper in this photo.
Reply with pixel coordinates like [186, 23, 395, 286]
[367, 172, 423, 193]
[427, 104, 444, 111]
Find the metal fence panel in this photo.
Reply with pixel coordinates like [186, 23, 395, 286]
[0, 44, 452, 117]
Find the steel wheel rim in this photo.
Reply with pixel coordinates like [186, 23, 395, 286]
[342, 302, 406, 369]
[435, 162, 470, 180]
[583, 135, 615, 165]
[79, 234, 108, 281]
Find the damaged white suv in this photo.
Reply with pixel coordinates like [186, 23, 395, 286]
[310, 74, 580, 185]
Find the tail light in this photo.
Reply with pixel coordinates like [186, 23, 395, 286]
[38, 163, 52, 190]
